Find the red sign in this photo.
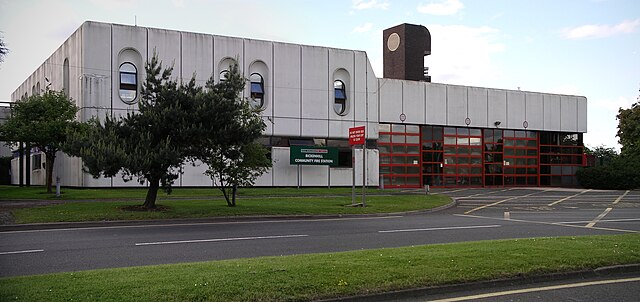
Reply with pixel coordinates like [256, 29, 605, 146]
[349, 126, 366, 145]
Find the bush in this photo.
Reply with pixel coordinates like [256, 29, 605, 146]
[576, 157, 640, 189]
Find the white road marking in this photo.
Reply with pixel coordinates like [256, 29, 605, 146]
[464, 190, 548, 215]
[454, 214, 638, 233]
[547, 189, 591, 206]
[135, 234, 308, 246]
[586, 207, 613, 228]
[0, 216, 403, 234]
[557, 218, 640, 224]
[437, 188, 469, 195]
[379, 225, 501, 233]
[0, 249, 44, 255]
[456, 189, 511, 199]
[612, 190, 630, 205]
[428, 276, 640, 302]
[504, 211, 510, 220]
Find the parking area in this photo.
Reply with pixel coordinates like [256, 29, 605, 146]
[431, 187, 640, 233]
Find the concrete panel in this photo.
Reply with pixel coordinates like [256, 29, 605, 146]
[272, 147, 298, 186]
[180, 161, 211, 187]
[525, 92, 544, 131]
[112, 24, 147, 111]
[262, 116, 273, 137]
[426, 83, 447, 125]
[329, 120, 357, 139]
[273, 117, 300, 137]
[544, 94, 561, 131]
[367, 121, 379, 140]
[273, 43, 301, 119]
[354, 52, 368, 122]
[329, 48, 355, 121]
[577, 96, 587, 133]
[467, 87, 488, 128]
[506, 90, 526, 129]
[181, 32, 213, 85]
[329, 168, 352, 186]
[302, 46, 329, 120]
[148, 28, 181, 80]
[301, 119, 328, 138]
[446, 85, 467, 127]
[83, 174, 112, 187]
[402, 81, 426, 124]
[82, 22, 112, 110]
[561, 96, 578, 132]
[253, 166, 273, 186]
[351, 149, 378, 186]
[214, 35, 244, 76]
[366, 58, 379, 123]
[301, 165, 329, 186]
[487, 89, 507, 129]
[378, 79, 403, 123]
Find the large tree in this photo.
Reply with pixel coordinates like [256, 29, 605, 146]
[617, 91, 640, 159]
[67, 54, 202, 208]
[0, 90, 79, 192]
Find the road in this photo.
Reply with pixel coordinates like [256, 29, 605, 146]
[1, 188, 638, 277]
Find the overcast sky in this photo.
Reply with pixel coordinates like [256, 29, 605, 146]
[1, 0, 638, 149]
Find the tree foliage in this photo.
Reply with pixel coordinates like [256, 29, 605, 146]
[617, 95, 640, 159]
[0, 90, 79, 192]
[198, 64, 270, 206]
[67, 53, 202, 208]
[67, 53, 271, 209]
[584, 144, 619, 166]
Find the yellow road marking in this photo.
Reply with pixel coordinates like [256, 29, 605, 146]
[547, 189, 591, 206]
[586, 207, 613, 228]
[464, 191, 547, 215]
[612, 190, 630, 205]
[428, 276, 640, 302]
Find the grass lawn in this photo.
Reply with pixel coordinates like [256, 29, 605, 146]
[1, 234, 638, 302]
[11, 194, 451, 223]
[0, 185, 401, 200]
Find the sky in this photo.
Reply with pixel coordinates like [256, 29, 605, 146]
[0, 0, 638, 149]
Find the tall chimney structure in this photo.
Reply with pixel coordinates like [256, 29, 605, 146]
[383, 23, 431, 82]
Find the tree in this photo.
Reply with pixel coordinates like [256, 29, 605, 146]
[66, 53, 202, 209]
[200, 64, 271, 207]
[0, 90, 79, 192]
[617, 90, 640, 159]
[584, 144, 618, 166]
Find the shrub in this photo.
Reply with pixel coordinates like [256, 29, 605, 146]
[576, 157, 640, 189]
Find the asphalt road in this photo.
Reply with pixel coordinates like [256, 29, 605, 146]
[1, 188, 638, 277]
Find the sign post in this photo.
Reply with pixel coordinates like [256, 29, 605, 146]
[349, 126, 366, 207]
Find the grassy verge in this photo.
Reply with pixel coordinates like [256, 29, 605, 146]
[11, 194, 450, 223]
[1, 234, 639, 302]
[0, 185, 401, 200]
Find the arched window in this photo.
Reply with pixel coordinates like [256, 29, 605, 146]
[36, 82, 40, 95]
[249, 73, 264, 109]
[119, 62, 137, 104]
[333, 80, 347, 115]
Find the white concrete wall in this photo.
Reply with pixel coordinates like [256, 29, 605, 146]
[378, 81, 586, 133]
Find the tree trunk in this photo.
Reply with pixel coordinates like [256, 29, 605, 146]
[143, 178, 159, 209]
[45, 152, 56, 193]
[231, 185, 237, 207]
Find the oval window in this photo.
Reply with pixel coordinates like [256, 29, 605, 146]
[119, 62, 137, 104]
[249, 73, 264, 109]
[333, 80, 347, 115]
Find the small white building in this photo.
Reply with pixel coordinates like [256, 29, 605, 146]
[10, 21, 587, 188]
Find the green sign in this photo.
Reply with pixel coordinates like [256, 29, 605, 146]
[290, 146, 338, 166]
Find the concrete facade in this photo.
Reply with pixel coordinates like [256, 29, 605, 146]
[10, 21, 587, 188]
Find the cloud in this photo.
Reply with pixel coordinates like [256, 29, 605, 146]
[352, 0, 389, 10]
[417, 0, 464, 15]
[352, 23, 373, 33]
[561, 19, 640, 39]
[425, 24, 504, 87]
